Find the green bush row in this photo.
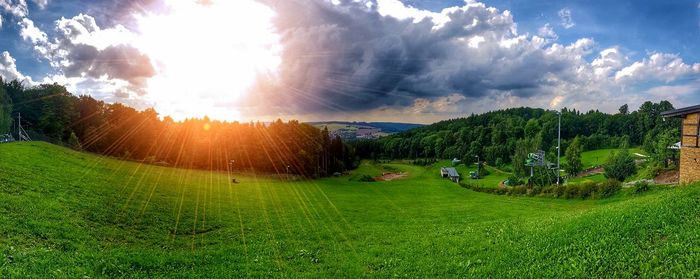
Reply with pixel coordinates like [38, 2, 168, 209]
[459, 179, 622, 199]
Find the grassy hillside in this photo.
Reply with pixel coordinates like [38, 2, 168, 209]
[579, 148, 646, 169]
[1, 142, 699, 277]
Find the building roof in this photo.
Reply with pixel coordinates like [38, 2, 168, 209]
[441, 167, 459, 177]
[661, 104, 700, 118]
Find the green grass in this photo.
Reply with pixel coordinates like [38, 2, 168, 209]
[579, 148, 646, 169]
[1, 142, 699, 277]
[567, 173, 607, 184]
[453, 163, 511, 188]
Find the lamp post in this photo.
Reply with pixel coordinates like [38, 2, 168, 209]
[557, 109, 561, 186]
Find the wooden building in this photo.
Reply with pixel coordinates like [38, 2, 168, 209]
[661, 105, 700, 184]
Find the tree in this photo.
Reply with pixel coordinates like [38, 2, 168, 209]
[512, 135, 542, 177]
[0, 82, 11, 134]
[618, 104, 629, 115]
[651, 129, 679, 167]
[68, 131, 82, 150]
[565, 136, 583, 176]
[604, 149, 636, 181]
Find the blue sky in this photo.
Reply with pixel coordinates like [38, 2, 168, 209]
[409, 0, 700, 62]
[0, 0, 699, 123]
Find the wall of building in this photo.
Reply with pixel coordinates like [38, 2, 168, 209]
[680, 112, 700, 184]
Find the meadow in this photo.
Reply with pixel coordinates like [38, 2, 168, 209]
[579, 148, 646, 169]
[1, 142, 699, 277]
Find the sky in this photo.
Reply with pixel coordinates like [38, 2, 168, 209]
[0, 0, 699, 124]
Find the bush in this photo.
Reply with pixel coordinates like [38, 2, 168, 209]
[505, 175, 524, 186]
[637, 162, 662, 180]
[68, 132, 82, 151]
[356, 175, 376, 182]
[604, 149, 637, 181]
[564, 185, 579, 199]
[553, 186, 566, 198]
[511, 185, 528, 195]
[634, 181, 651, 193]
[597, 179, 622, 198]
[578, 182, 595, 199]
[460, 177, 621, 200]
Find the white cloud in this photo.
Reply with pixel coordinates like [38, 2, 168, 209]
[15, 13, 155, 104]
[615, 52, 700, 83]
[0, 51, 33, 84]
[558, 8, 574, 29]
[592, 48, 626, 74]
[54, 13, 137, 50]
[30, 0, 47, 9]
[0, 0, 28, 17]
[18, 17, 47, 44]
[537, 23, 558, 41]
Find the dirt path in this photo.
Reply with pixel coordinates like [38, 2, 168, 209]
[375, 172, 408, 181]
[654, 170, 679, 185]
[576, 166, 604, 178]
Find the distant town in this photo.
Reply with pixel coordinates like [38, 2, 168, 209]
[310, 121, 424, 140]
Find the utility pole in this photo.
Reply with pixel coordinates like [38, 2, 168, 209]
[557, 109, 561, 186]
[17, 112, 30, 141]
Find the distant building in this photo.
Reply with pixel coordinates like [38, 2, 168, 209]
[661, 105, 700, 184]
[440, 167, 460, 183]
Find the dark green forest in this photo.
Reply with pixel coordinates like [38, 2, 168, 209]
[353, 102, 680, 176]
[0, 78, 354, 177]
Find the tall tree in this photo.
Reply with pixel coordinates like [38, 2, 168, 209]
[0, 80, 11, 134]
[565, 136, 583, 176]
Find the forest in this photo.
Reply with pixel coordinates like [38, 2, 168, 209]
[353, 102, 681, 177]
[0, 78, 355, 177]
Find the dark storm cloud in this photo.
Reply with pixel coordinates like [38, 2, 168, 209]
[246, 0, 578, 114]
[61, 44, 155, 89]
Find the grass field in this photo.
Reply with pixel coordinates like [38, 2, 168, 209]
[453, 163, 511, 188]
[579, 148, 646, 169]
[1, 142, 699, 277]
[567, 173, 607, 184]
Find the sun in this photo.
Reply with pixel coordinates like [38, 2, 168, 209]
[134, 0, 281, 121]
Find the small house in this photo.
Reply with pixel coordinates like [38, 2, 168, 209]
[661, 105, 700, 184]
[440, 167, 460, 183]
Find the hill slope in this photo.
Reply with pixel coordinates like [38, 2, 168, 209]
[0, 142, 699, 277]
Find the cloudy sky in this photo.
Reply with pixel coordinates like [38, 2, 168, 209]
[1, 0, 699, 123]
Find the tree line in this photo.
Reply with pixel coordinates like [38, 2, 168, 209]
[0, 78, 355, 177]
[353, 102, 681, 177]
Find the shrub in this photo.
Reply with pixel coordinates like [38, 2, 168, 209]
[564, 185, 579, 199]
[68, 132, 82, 151]
[604, 149, 637, 181]
[598, 179, 622, 198]
[578, 182, 595, 199]
[494, 158, 503, 167]
[553, 185, 566, 198]
[637, 162, 662, 180]
[530, 186, 542, 196]
[505, 175, 524, 186]
[357, 175, 375, 182]
[511, 185, 528, 195]
[634, 181, 651, 193]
